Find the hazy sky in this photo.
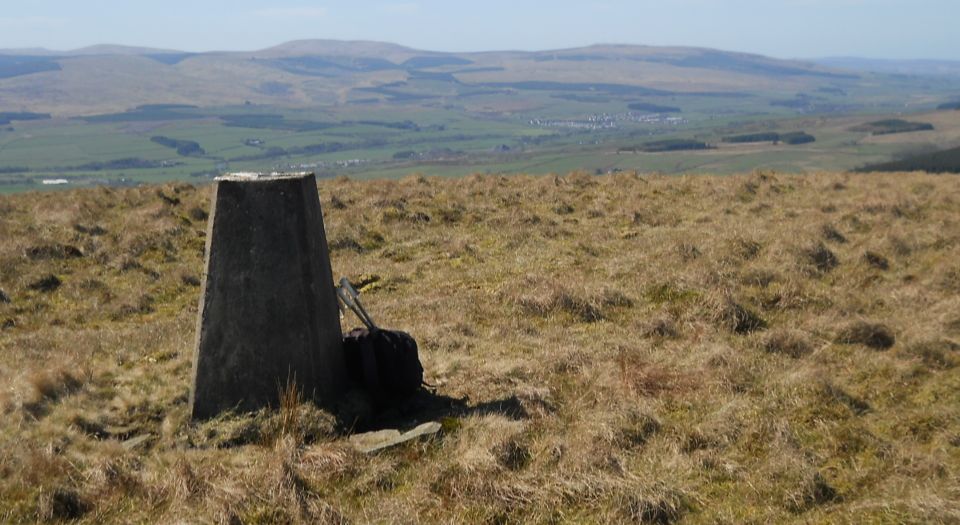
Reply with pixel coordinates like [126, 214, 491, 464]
[0, 0, 956, 60]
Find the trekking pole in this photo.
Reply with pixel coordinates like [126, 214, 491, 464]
[336, 285, 374, 330]
[341, 278, 377, 329]
[337, 278, 378, 330]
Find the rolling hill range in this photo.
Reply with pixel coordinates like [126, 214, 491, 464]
[0, 40, 924, 115]
[1, 40, 959, 192]
[815, 57, 960, 77]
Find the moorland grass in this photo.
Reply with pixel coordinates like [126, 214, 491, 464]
[1, 171, 959, 523]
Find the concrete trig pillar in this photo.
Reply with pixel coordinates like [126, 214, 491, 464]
[189, 172, 345, 420]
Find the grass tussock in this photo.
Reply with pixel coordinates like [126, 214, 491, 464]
[763, 329, 815, 358]
[800, 242, 840, 274]
[507, 276, 632, 323]
[1, 172, 959, 522]
[711, 296, 767, 334]
[25, 243, 84, 261]
[863, 250, 890, 270]
[643, 316, 679, 339]
[27, 274, 62, 292]
[624, 487, 689, 524]
[22, 366, 88, 416]
[820, 224, 848, 244]
[617, 347, 694, 397]
[785, 472, 840, 513]
[38, 487, 89, 522]
[614, 410, 662, 450]
[899, 339, 959, 369]
[836, 320, 896, 350]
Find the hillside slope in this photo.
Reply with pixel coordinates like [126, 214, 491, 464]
[815, 57, 960, 77]
[1, 172, 959, 523]
[0, 40, 856, 115]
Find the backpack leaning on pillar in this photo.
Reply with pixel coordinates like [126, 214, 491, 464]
[337, 278, 425, 403]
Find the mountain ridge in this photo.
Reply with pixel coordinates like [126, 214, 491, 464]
[3, 39, 957, 62]
[0, 39, 846, 63]
[813, 57, 960, 76]
[0, 38, 940, 117]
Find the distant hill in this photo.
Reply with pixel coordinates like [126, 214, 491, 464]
[255, 39, 422, 60]
[0, 44, 184, 56]
[814, 57, 960, 77]
[0, 40, 862, 116]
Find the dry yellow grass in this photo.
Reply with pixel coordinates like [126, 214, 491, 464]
[1, 171, 960, 523]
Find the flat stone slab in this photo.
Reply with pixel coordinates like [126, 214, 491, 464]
[121, 434, 154, 450]
[349, 421, 442, 453]
[190, 173, 345, 419]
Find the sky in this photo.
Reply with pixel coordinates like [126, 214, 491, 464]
[0, 0, 956, 60]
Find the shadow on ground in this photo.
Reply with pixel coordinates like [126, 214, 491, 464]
[343, 388, 531, 433]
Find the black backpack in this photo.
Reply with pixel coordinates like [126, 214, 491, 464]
[337, 279, 424, 400]
[343, 328, 423, 399]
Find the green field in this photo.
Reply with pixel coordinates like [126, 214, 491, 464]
[1, 77, 959, 192]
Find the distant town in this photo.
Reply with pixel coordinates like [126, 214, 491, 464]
[529, 112, 688, 130]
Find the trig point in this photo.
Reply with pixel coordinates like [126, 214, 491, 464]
[189, 172, 346, 420]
